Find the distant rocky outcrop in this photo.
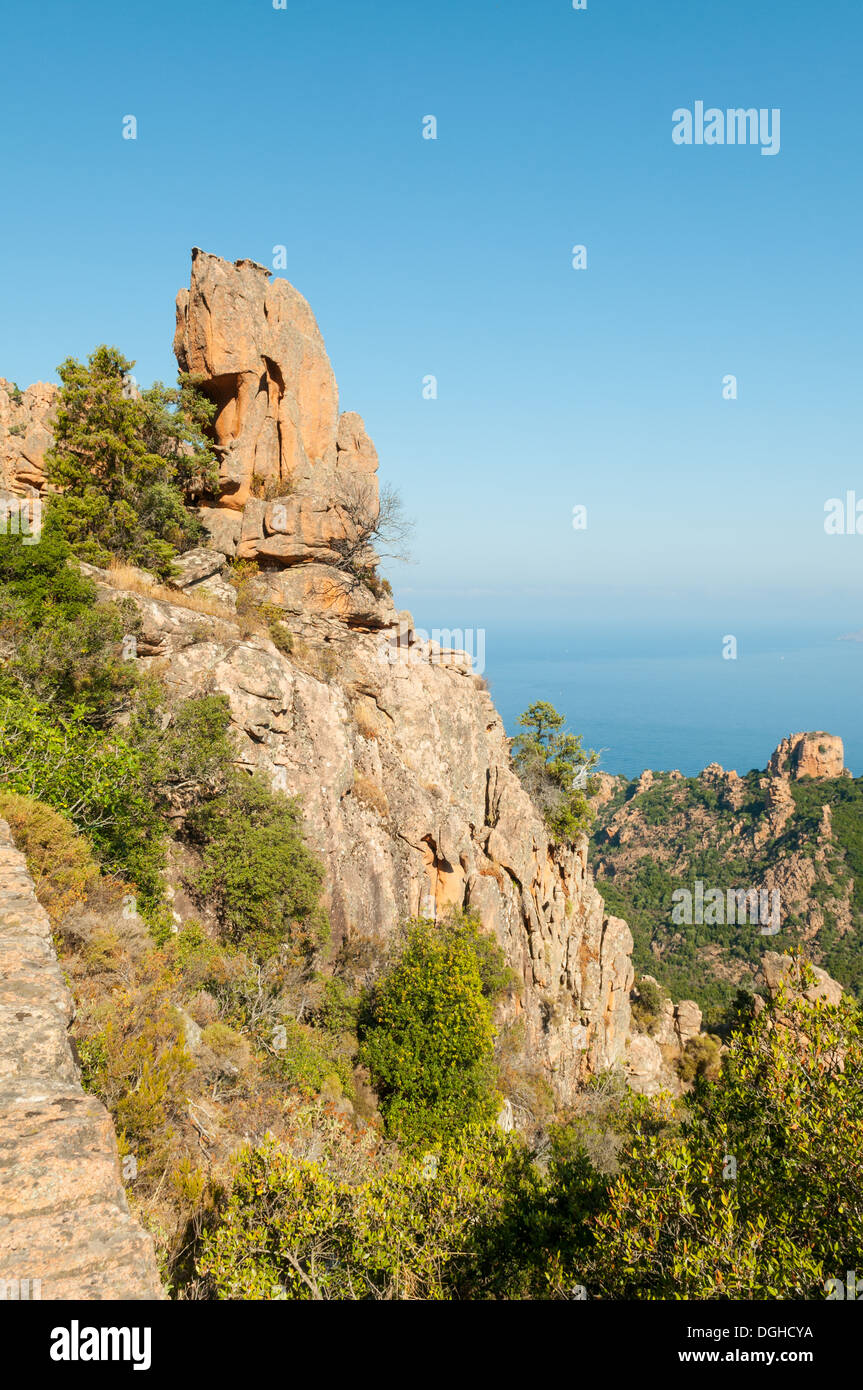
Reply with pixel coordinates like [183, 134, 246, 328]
[0, 821, 163, 1299]
[767, 732, 846, 782]
[758, 950, 844, 1008]
[627, 980, 703, 1097]
[590, 731, 858, 1021]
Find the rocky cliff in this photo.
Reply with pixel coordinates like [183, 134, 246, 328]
[0, 821, 163, 1299]
[0, 250, 637, 1114]
[84, 251, 635, 1106]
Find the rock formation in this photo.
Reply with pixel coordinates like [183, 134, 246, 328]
[0, 821, 163, 1299]
[28, 248, 633, 1105]
[0, 378, 57, 497]
[175, 250, 383, 617]
[591, 730, 857, 1017]
[768, 732, 846, 781]
[758, 950, 844, 1007]
[627, 979, 703, 1097]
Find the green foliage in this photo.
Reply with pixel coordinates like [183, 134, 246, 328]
[677, 1032, 722, 1083]
[0, 530, 96, 623]
[265, 1018, 349, 1099]
[43, 346, 216, 577]
[313, 976, 361, 1036]
[630, 975, 666, 1032]
[198, 1127, 554, 1300]
[130, 690, 236, 815]
[512, 701, 598, 842]
[187, 776, 328, 962]
[0, 687, 166, 911]
[258, 603, 294, 654]
[0, 541, 142, 721]
[588, 967, 863, 1298]
[78, 982, 194, 1172]
[359, 913, 504, 1146]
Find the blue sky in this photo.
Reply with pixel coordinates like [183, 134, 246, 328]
[1, 0, 861, 628]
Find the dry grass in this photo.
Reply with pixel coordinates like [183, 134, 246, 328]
[106, 561, 272, 640]
[107, 561, 240, 622]
[352, 701, 381, 742]
[352, 777, 389, 818]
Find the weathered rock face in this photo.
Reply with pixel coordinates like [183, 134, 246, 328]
[768, 732, 846, 781]
[170, 252, 637, 1099]
[0, 821, 163, 1299]
[89, 559, 634, 1105]
[0, 378, 57, 496]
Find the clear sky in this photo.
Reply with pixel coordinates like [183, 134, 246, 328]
[1, 0, 861, 628]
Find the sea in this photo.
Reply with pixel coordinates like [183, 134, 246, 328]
[407, 617, 863, 781]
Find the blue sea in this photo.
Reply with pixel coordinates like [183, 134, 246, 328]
[409, 617, 863, 780]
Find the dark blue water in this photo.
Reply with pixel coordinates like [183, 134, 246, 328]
[409, 617, 863, 779]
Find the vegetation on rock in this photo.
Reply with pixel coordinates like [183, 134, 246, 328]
[512, 701, 598, 841]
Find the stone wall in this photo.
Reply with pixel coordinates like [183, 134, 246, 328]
[0, 821, 163, 1300]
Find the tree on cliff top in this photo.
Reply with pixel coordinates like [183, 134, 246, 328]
[512, 701, 598, 842]
[44, 345, 218, 577]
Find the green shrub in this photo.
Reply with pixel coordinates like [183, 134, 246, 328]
[265, 1018, 348, 1098]
[589, 969, 863, 1298]
[359, 913, 504, 1146]
[631, 976, 666, 1032]
[313, 977, 361, 1036]
[0, 687, 165, 911]
[259, 603, 294, 654]
[187, 776, 328, 961]
[197, 1126, 545, 1301]
[0, 531, 95, 622]
[677, 1032, 722, 1083]
[79, 987, 193, 1172]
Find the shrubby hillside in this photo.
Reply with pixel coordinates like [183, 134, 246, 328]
[590, 738, 863, 1026]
